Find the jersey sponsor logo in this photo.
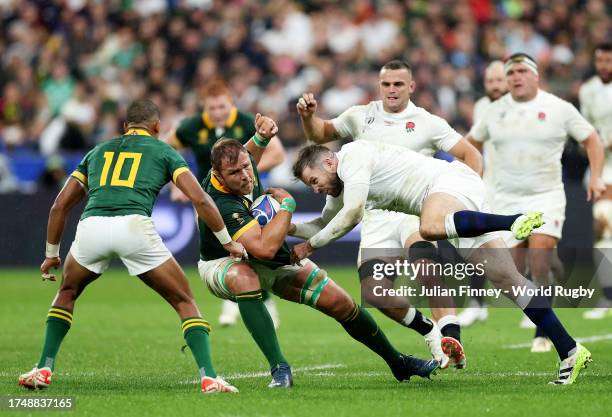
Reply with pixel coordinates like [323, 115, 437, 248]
[198, 129, 209, 144]
[405, 121, 415, 132]
[232, 213, 246, 225]
[538, 111, 546, 121]
[384, 120, 394, 126]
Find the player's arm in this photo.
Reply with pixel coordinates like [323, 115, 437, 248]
[234, 188, 295, 260]
[244, 113, 279, 165]
[464, 134, 483, 153]
[289, 194, 343, 239]
[292, 183, 368, 263]
[447, 138, 483, 176]
[41, 177, 88, 280]
[174, 170, 246, 258]
[256, 135, 285, 172]
[583, 130, 605, 201]
[296, 93, 342, 144]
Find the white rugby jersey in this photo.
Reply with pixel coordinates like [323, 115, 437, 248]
[579, 76, 612, 183]
[473, 96, 492, 123]
[331, 100, 461, 155]
[470, 90, 594, 196]
[336, 141, 452, 215]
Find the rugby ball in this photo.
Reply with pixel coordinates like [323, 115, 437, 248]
[250, 194, 280, 225]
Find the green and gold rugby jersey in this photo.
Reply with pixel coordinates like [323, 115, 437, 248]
[198, 154, 291, 269]
[71, 129, 189, 219]
[175, 108, 256, 181]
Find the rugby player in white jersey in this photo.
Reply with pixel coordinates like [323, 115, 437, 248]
[579, 42, 612, 320]
[465, 53, 605, 352]
[295, 60, 483, 368]
[292, 140, 592, 385]
[457, 61, 507, 327]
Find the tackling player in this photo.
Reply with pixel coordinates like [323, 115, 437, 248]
[196, 134, 439, 388]
[295, 60, 482, 368]
[167, 79, 285, 328]
[465, 53, 605, 351]
[19, 100, 245, 394]
[579, 42, 612, 319]
[457, 60, 507, 327]
[292, 140, 592, 385]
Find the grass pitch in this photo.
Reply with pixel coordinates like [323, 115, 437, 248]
[1, 267, 611, 417]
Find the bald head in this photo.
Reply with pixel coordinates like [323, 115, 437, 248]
[484, 60, 507, 101]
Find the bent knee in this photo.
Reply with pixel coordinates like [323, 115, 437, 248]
[419, 223, 439, 240]
[225, 263, 261, 294]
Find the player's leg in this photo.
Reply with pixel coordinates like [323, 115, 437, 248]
[20, 253, 101, 390]
[138, 257, 237, 393]
[419, 192, 543, 241]
[469, 238, 591, 384]
[526, 234, 558, 352]
[197, 258, 290, 388]
[357, 212, 448, 366]
[119, 215, 235, 393]
[277, 261, 439, 381]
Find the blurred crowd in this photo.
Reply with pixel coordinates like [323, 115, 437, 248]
[0, 0, 610, 190]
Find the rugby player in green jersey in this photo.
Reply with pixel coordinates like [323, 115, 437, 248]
[18, 99, 254, 394]
[197, 130, 439, 388]
[168, 79, 285, 328]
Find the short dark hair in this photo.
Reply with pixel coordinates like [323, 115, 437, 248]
[126, 99, 160, 125]
[381, 59, 412, 72]
[595, 42, 612, 53]
[211, 138, 247, 172]
[292, 144, 333, 179]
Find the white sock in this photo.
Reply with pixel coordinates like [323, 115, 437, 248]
[437, 314, 459, 330]
[401, 307, 416, 326]
[444, 213, 458, 239]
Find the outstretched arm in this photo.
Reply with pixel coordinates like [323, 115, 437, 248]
[290, 194, 344, 239]
[292, 184, 368, 262]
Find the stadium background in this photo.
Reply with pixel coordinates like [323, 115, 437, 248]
[0, 0, 608, 266]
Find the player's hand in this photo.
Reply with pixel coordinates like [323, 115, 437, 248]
[40, 257, 61, 281]
[291, 241, 314, 264]
[587, 176, 606, 202]
[254, 113, 278, 140]
[223, 241, 249, 261]
[170, 183, 190, 203]
[265, 187, 293, 204]
[296, 93, 317, 118]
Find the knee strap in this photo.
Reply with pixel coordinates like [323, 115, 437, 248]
[300, 267, 330, 307]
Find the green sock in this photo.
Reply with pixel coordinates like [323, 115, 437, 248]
[339, 304, 402, 367]
[236, 290, 287, 369]
[182, 317, 217, 378]
[37, 306, 73, 370]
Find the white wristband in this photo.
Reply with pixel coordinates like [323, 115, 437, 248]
[214, 227, 232, 245]
[45, 242, 60, 258]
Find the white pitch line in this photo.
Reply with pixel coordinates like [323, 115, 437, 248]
[180, 363, 348, 384]
[504, 333, 612, 349]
